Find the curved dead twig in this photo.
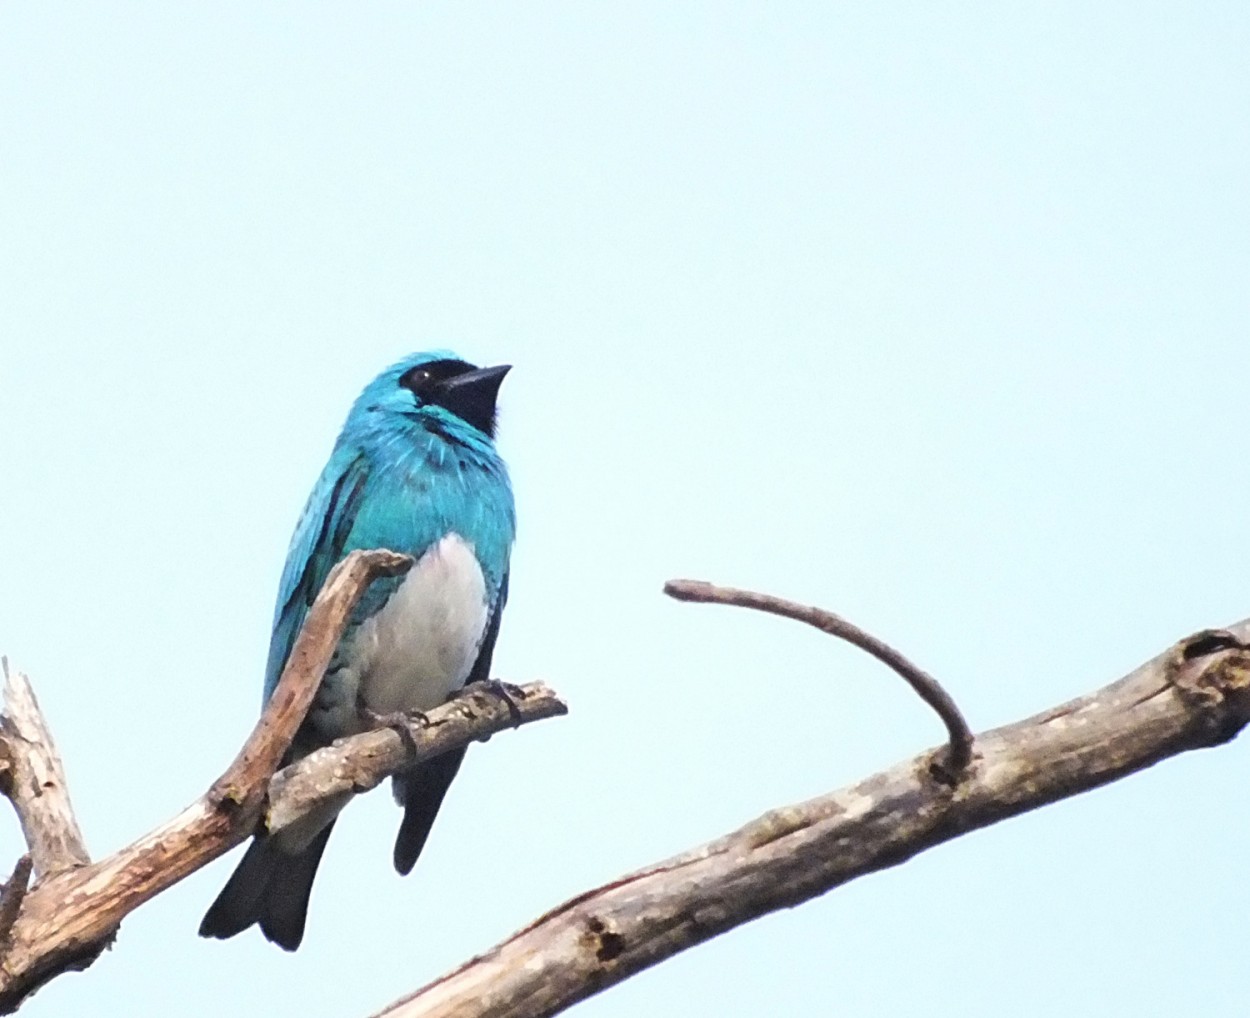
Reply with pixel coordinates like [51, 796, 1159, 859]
[664, 579, 974, 772]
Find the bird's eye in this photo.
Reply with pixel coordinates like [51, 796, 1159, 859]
[400, 367, 433, 394]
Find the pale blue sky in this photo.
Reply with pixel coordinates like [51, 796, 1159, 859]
[2, 4, 1248, 1016]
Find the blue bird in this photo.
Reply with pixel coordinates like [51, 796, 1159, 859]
[199, 351, 515, 950]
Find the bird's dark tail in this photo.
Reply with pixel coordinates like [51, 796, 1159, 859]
[198, 821, 336, 951]
[393, 747, 466, 875]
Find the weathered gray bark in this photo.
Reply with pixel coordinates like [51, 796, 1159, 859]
[371, 623, 1250, 1018]
[0, 663, 90, 882]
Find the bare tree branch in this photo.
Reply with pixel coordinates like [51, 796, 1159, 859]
[0, 549, 566, 1014]
[267, 681, 566, 839]
[208, 549, 415, 810]
[373, 620, 1250, 1018]
[0, 856, 32, 957]
[664, 579, 974, 772]
[0, 549, 405, 1010]
[0, 661, 90, 879]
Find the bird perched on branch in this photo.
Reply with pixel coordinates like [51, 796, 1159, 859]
[200, 351, 515, 950]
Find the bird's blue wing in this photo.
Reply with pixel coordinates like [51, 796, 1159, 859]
[262, 447, 371, 702]
[261, 429, 514, 706]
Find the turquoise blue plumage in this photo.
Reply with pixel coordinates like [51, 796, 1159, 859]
[200, 351, 515, 950]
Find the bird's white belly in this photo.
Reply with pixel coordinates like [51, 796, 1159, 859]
[352, 533, 489, 716]
[278, 535, 489, 853]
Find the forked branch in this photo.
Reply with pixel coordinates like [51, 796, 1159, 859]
[0, 550, 567, 1013]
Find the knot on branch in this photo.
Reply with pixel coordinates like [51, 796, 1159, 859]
[1169, 630, 1250, 744]
[927, 745, 977, 789]
[584, 916, 626, 965]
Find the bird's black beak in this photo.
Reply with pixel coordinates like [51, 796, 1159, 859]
[432, 364, 510, 436]
[436, 364, 511, 398]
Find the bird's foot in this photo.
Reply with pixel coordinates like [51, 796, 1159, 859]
[460, 679, 525, 727]
[357, 706, 429, 759]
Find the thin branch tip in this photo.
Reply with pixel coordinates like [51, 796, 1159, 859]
[663, 578, 713, 601]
